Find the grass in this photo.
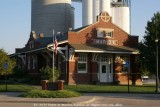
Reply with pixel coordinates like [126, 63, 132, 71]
[65, 84, 158, 94]
[20, 90, 82, 98]
[0, 84, 36, 92]
[0, 83, 158, 94]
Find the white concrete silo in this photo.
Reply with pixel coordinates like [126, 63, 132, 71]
[100, 0, 111, 15]
[93, 0, 100, 23]
[111, 0, 130, 34]
[112, 7, 130, 34]
[31, 0, 74, 36]
[82, 0, 111, 26]
[82, 0, 93, 26]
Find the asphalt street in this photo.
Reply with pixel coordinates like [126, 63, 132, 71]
[0, 92, 160, 107]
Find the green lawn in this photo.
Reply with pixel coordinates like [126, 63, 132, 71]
[65, 85, 158, 94]
[0, 83, 158, 94]
[0, 84, 36, 92]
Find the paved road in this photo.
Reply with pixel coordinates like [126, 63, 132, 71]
[0, 103, 34, 107]
[0, 92, 160, 107]
[86, 93, 160, 107]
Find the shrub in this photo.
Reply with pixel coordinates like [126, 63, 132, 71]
[12, 67, 26, 78]
[20, 90, 81, 98]
[40, 66, 60, 82]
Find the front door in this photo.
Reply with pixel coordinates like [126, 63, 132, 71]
[100, 63, 113, 82]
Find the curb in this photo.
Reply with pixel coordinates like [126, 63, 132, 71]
[78, 97, 96, 104]
[0, 97, 96, 104]
[0, 100, 71, 104]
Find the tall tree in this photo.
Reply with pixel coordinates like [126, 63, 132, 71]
[139, 12, 160, 75]
[0, 49, 16, 75]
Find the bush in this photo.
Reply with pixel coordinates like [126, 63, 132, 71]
[12, 67, 26, 78]
[40, 66, 60, 82]
[17, 74, 41, 85]
[20, 90, 81, 98]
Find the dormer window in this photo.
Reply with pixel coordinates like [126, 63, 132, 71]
[97, 28, 114, 38]
[105, 31, 113, 37]
[29, 41, 34, 49]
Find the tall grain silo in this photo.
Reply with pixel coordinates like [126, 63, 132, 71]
[111, 0, 130, 34]
[31, 0, 74, 36]
[100, 0, 111, 15]
[93, 0, 100, 23]
[82, 0, 93, 26]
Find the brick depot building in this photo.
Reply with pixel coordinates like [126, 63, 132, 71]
[13, 12, 142, 85]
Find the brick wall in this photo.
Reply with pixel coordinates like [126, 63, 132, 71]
[67, 13, 141, 85]
[68, 16, 138, 47]
[68, 53, 99, 84]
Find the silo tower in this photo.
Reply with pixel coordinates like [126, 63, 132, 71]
[79, 0, 131, 34]
[111, 0, 131, 34]
[31, 0, 74, 36]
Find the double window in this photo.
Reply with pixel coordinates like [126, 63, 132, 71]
[78, 53, 87, 73]
[27, 56, 37, 70]
[97, 28, 114, 38]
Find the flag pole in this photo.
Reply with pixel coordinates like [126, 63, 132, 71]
[53, 29, 55, 82]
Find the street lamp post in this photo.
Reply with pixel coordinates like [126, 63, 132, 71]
[155, 38, 159, 94]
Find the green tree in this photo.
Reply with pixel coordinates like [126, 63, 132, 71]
[0, 49, 16, 75]
[139, 12, 160, 75]
[0, 49, 16, 91]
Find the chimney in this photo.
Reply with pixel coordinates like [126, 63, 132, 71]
[39, 33, 44, 38]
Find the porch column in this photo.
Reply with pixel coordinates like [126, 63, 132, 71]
[91, 61, 98, 84]
[130, 55, 142, 85]
[68, 60, 77, 85]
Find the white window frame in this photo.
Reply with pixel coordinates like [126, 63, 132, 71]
[97, 28, 114, 38]
[105, 31, 113, 38]
[100, 54, 108, 62]
[78, 53, 87, 73]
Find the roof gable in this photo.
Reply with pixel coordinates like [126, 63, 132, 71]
[68, 12, 130, 46]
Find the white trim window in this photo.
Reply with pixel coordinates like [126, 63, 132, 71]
[105, 31, 113, 37]
[100, 54, 108, 62]
[97, 54, 111, 63]
[78, 53, 87, 73]
[97, 28, 114, 38]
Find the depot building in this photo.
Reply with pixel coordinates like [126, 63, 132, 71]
[13, 12, 142, 85]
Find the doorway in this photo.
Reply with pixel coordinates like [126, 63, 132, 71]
[99, 63, 113, 83]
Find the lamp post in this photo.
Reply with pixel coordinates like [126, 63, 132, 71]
[155, 38, 159, 94]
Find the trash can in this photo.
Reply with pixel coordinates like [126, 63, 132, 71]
[57, 80, 64, 90]
[41, 80, 48, 90]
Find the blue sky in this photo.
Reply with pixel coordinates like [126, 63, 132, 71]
[0, 0, 160, 54]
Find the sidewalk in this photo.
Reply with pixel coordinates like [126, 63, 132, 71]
[0, 92, 96, 104]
